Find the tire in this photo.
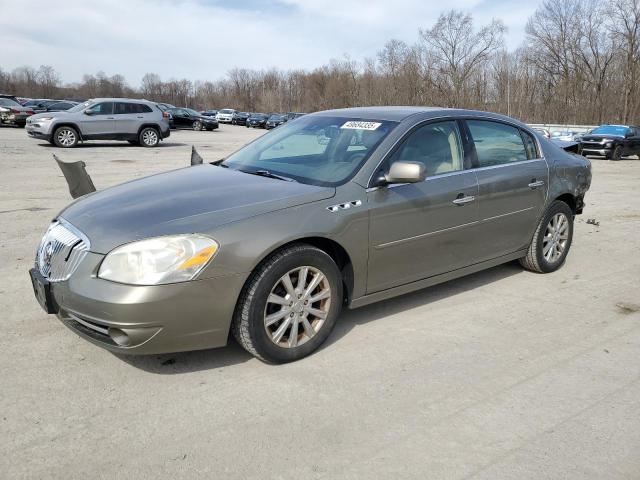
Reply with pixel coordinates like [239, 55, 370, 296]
[53, 126, 79, 148]
[192, 120, 203, 131]
[232, 244, 343, 363]
[519, 200, 574, 273]
[138, 127, 159, 147]
[612, 145, 623, 161]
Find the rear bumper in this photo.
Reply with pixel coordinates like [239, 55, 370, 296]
[44, 252, 246, 355]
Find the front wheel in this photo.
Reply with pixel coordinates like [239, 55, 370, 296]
[232, 244, 343, 363]
[519, 200, 574, 273]
[139, 127, 159, 147]
[53, 126, 79, 148]
[192, 120, 203, 131]
[611, 145, 623, 160]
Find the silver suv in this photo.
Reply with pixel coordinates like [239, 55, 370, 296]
[25, 98, 171, 148]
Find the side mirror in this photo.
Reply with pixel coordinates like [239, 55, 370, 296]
[384, 161, 426, 184]
[84, 110, 94, 116]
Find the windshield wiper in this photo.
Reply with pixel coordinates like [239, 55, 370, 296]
[241, 169, 297, 182]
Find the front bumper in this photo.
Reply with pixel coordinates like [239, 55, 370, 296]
[581, 148, 611, 157]
[38, 252, 246, 355]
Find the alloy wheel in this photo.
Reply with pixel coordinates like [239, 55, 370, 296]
[543, 213, 569, 263]
[142, 129, 158, 146]
[57, 128, 76, 147]
[264, 266, 331, 348]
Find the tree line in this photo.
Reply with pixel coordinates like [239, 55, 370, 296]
[1, 0, 638, 125]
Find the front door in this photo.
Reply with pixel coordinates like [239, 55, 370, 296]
[464, 119, 549, 261]
[367, 120, 481, 293]
[79, 101, 115, 137]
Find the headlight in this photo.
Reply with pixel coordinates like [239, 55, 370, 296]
[98, 234, 219, 285]
[605, 142, 613, 148]
[39, 117, 54, 121]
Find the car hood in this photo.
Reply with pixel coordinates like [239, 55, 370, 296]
[29, 111, 73, 120]
[59, 165, 335, 254]
[581, 134, 622, 141]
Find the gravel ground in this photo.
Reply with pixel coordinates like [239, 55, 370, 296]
[1, 125, 639, 479]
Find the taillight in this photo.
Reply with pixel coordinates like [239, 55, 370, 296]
[26, 109, 34, 115]
[162, 111, 170, 118]
[10, 108, 19, 114]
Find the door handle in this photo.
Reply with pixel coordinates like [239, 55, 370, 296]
[137, 116, 144, 118]
[528, 179, 545, 189]
[106, 117, 115, 119]
[452, 194, 475, 206]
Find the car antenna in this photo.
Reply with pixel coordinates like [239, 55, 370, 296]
[53, 154, 96, 199]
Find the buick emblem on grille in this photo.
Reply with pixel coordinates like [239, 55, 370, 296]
[43, 241, 54, 268]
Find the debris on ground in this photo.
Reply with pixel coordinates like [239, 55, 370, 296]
[616, 302, 640, 314]
[586, 218, 600, 226]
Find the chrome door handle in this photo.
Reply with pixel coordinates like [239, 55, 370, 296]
[106, 117, 115, 119]
[528, 180, 545, 188]
[452, 195, 475, 205]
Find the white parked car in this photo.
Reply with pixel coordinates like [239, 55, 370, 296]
[216, 108, 236, 123]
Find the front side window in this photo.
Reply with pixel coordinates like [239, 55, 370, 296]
[86, 102, 113, 115]
[222, 116, 397, 187]
[467, 120, 528, 167]
[384, 121, 464, 177]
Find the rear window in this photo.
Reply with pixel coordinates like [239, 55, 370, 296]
[0, 98, 21, 107]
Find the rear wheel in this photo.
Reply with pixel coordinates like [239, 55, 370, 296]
[520, 201, 574, 273]
[139, 127, 159, 147]
[53, 126, 79, 148]
[232, 244, 343, 363]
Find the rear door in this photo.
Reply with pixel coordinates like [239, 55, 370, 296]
[113, 102, 139, 136]
[464, 119, 549, 261]
[79, 101, 115, 137]
[366, 120, 482, 293]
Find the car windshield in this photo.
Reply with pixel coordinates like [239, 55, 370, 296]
[269, 115, 285, 121]
[220, 109, 234, 114]
[185, 108, 200, 116]
[591, 125, 631, 136]
[68, 101, 94, 113]
[222, 116, 397, 187]
[250, 114, 267, 119]
[0, 98, 21, 107]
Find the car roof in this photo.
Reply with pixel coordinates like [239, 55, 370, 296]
[311, 106, 529, 126]
[89, 98, 155, 104]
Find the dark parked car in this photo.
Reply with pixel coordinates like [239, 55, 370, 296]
[38, 101, 79, 112]
[29, 107, 591, 363]
[0, 97, 35, 127]
[167, 108, 219, 131]
[232, 111, 250, 125]
[246, 113, 268, 128]
[22, 99, 55, 112]
[579, 124, 640, 160]
[266, 114, 287, 129]
[286, 112, 306, 121]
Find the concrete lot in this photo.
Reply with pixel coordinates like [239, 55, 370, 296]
[1, 125, 639, 479]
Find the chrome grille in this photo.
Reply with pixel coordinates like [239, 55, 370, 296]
[35, 220, 89, 282]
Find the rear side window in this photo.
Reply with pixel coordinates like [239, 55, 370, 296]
[520, 130, 539, 159]
[135, 103, 152, 113]
[467, 120, 528, 167]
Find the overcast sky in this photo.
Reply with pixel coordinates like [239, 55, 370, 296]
[0, 0, 541, 86]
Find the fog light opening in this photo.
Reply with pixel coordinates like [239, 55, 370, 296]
[108, 327, 131, 347]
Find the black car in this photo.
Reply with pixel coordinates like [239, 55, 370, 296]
[167, 108, 219, 131]
[580, 125, 640, 160]
[265, 114, 286, 129]
[286, 112, 306, 121]
[246, 113, 268, 128]
[232, 111, 250, 125]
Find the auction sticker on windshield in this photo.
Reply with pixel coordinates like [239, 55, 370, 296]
[341, 121, 381, 130]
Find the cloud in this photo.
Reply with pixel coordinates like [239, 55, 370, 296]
[0, 0, 540, 86]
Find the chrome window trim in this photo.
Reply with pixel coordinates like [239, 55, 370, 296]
[366, 114, 547, 188]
